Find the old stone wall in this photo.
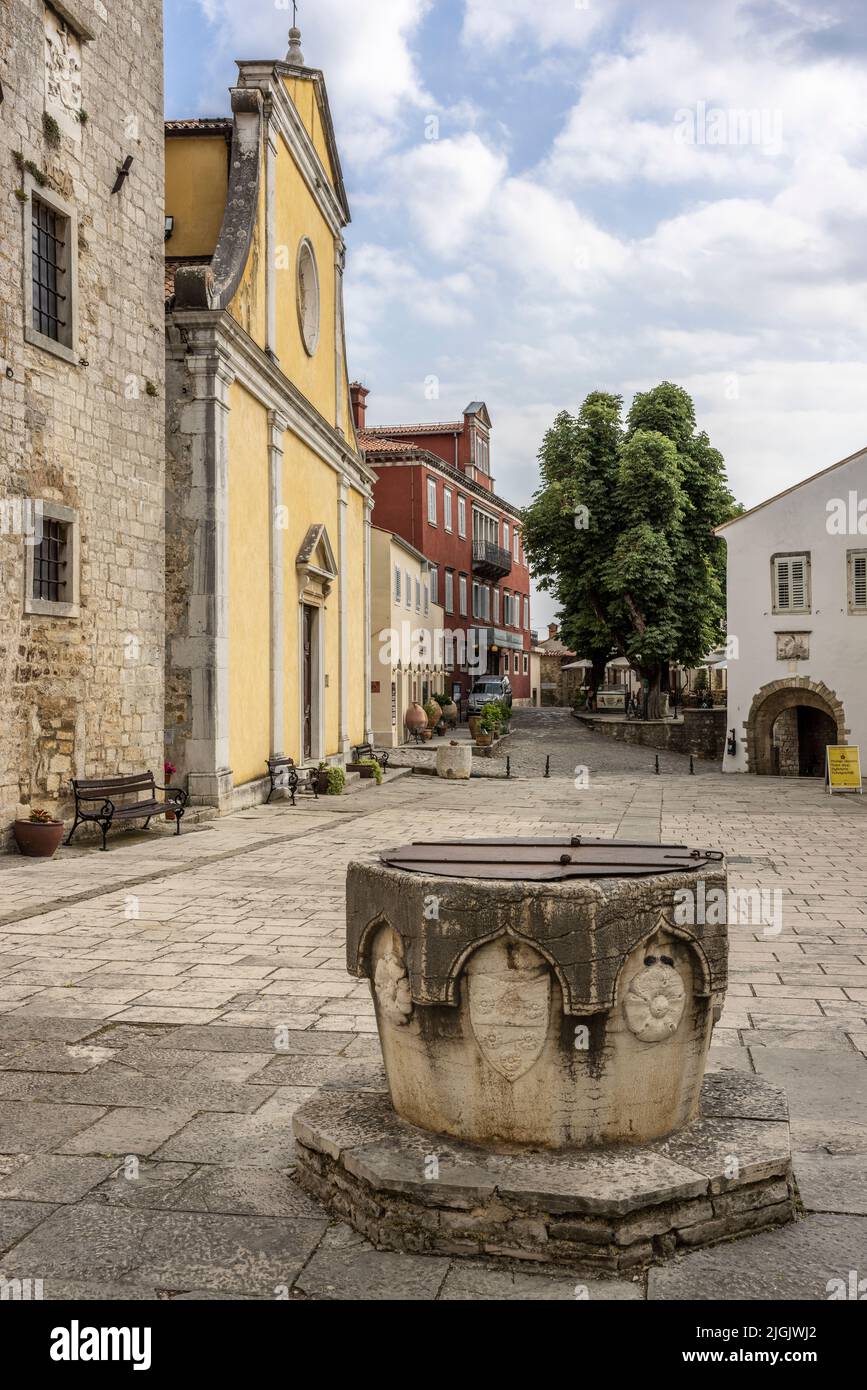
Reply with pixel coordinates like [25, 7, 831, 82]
[575, 708, 727, 761]
[0, 0, 165, 845]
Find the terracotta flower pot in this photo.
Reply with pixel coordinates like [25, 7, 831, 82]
[13, 819, 65, 858]
[441, 700, 458, 727]
[475, 731, 493, 747]
[468, 716, 481, 739]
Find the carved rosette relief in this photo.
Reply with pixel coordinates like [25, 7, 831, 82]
[624, 961, 686, 1042]
[374, 939, 412, 1026]
[467, 938, 551, 1081]
[44, 8, 83, 137]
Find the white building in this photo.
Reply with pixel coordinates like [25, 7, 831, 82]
[717, 448, 867, 777]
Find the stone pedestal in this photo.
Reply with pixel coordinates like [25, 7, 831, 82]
[435, 743, 473, 780]
[292, 1072, 795, 1271]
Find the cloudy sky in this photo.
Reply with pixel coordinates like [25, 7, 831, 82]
[166, 0, 867, 629]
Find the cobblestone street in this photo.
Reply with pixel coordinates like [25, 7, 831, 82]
[0, 711, 865, 1300]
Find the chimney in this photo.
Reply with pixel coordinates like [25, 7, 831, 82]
[548, 622, 559, 640]
[349, 382, 369, 432]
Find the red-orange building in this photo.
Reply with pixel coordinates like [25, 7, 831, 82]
[354, 386, 532, 705]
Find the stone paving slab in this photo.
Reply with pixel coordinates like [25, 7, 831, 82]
[647, 1213, 867, 1300]
[1, 1203, 329, 1296]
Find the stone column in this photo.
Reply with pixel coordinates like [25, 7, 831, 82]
[364, 496, 374, 744]
[269, 411, 289, 758]
[338, 480, 350, 757]
[177, 341, 235, 810]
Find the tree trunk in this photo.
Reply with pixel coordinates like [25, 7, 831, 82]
[590, 654, 607, 697]
[646, 668, 663, 720]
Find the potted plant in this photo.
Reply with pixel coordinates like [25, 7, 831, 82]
[434, 691, 458, 728]
[164, 759, 178, 820]
[478, 704, 501, 745]
[315, 763, 346, 795]
[13, 807, 65, 859]
[357, 757, 383, 784]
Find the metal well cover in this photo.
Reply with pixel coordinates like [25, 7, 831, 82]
[379, 837, 724, 881]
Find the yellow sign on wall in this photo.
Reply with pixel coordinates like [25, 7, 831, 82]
[826, 746, 863, 794]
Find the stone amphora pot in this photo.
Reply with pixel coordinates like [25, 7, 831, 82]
[404, 702, 427, 738]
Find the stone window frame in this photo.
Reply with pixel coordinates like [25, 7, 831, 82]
[771, 551, 811, 615]
[848, 548, 867, 615]
[22, 174, 80, 366]
[24, 500, 80, 618]
[457, 494, 467, 538]
[427, 476, 437, 526]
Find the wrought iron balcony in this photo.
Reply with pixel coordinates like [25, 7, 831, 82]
[472, 539, 512, 579]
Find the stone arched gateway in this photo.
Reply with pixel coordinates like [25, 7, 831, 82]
[744, 678, 847, 776]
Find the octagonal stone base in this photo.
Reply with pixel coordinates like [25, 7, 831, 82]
[292, 1072, 795, 1272]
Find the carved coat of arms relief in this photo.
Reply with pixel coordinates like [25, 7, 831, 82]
[44, 8, 83, 136]
[467, 938, 551, 1081]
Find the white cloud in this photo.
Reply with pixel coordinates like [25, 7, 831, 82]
[194, 0, 432, 163]
[461, 0, 610, 50]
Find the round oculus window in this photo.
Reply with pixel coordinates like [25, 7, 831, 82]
[296, 239, 321, 356]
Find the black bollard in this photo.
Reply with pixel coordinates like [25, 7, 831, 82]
[654, 754, 660, 775]
[506, 757, 511, 779]
[689, 755, 695, 775]
[544, 755, 550, 778]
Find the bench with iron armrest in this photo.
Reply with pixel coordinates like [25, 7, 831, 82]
[66, 772, 187, 852]
[353, 743, 390, 770]
[266, 756, 319, 805]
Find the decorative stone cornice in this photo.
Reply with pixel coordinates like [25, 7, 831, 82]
[174, 88, 264, 313]
[167, 310, 376, 498]
[236, 60, 350, 233]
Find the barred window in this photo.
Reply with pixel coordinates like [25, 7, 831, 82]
[33, 517, 69, 602]
[31, 199, 69, 343]
[24, 501, 79, 618]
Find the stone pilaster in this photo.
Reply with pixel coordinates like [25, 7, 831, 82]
[169, 334, 235, 810]
[269, 411, 289, 758]
[364, 496, 374, 744]
[338, 479, 350, 757]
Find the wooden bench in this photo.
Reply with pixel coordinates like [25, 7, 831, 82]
[266, 756, 319, 805]
[353, 743, 390, 770]
[66, 772, 188, 852]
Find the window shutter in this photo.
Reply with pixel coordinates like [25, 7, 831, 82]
[854, 554, 867, 610]
[790, 557, 806, 609]
[775, 558, 791, 609]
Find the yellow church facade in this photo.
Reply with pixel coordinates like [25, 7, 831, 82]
[164, 30, 374, 810]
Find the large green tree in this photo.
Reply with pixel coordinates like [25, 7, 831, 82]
[523, 383, 736, 718]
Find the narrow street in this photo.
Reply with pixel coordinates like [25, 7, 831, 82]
[0, 710, 865, 1299]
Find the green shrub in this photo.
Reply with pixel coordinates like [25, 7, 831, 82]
[324, 766, 345, 795]
[423, 699, 441, 728]
[358, 758, 383, 785]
